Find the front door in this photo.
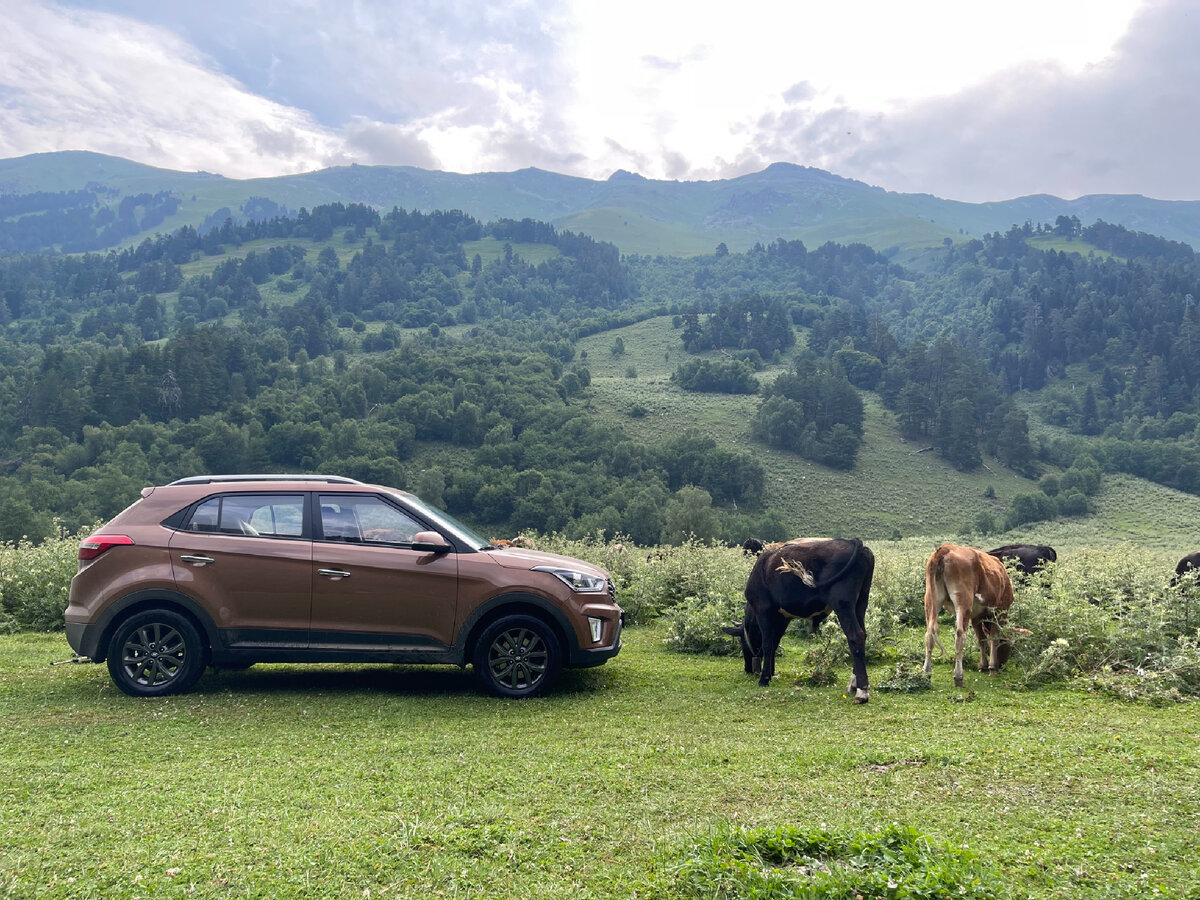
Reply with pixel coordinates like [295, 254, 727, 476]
[310, 493, 459, 650]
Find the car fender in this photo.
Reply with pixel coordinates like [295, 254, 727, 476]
[455, 592, 579, 663]
[76, 589, 219, 662]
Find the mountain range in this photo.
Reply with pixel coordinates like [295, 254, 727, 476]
[4, 150, 1200, 256]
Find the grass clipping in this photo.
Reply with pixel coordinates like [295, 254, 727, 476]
[653, 822, 1005, 899]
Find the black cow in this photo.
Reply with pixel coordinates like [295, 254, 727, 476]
[1173, 551, 1200, 585]
[987, 544, 1057, 576]
[730, 537, 874, 703]
[741, 537, 766, 556]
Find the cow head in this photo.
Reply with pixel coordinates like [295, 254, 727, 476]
[722, 620, 762, 674]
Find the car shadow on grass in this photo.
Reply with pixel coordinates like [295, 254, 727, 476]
[192, 662, 621, 698]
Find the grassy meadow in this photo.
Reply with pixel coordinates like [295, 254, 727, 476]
[2, 614, 1198, 899]
[4, 535, 1200, 898]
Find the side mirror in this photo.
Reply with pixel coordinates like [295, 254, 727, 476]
[411, 531, 452, 554]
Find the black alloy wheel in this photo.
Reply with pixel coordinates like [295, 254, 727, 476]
[473, 615, 562, 698]
[106, 609, 207, 697]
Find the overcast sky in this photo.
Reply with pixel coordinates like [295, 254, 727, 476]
[1, 0, 1196, 202]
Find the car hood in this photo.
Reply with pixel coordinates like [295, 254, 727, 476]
[486, 547, 609, 579]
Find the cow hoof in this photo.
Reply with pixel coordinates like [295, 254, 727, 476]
[988, 667, 999, 675]
[953, 675, 965, 688]
[757, 677, 771, 687]
[853, 688, 869, 704]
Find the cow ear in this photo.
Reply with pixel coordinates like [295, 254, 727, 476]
[721, 624, 744, 636]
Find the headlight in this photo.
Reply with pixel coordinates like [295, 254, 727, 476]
[532, 566, 607, 593]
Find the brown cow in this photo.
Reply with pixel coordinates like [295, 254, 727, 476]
[923, 543, 1015, 688]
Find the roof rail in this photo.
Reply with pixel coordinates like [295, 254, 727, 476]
[168, 475, 364, 486]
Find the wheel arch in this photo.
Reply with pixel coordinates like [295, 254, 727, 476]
[87, 589, 218, 663]
[458, 593, 574, 665]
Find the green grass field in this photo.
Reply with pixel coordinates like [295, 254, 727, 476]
[2, 623, 1197, 899]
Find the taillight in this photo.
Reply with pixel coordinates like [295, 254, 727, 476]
[78, 534, 135, 560]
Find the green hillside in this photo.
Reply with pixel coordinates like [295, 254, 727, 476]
[2, 196, 1200, 554]
[577, 316, 1200, 545]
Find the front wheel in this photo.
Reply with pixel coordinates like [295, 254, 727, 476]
[473, 615, 562, 698]
[106, 609, 207, 697]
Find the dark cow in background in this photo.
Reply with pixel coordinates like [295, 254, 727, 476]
[731, 538, 874, 703]
[741, 538, 766, 556]
[924, 544, 1015, 688]
[1173, 551, 1200, 585]
[987, 543, 1057, 576]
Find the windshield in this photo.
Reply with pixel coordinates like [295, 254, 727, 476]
[398, 492, 492, 550]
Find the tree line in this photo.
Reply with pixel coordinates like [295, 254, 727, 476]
[3, 199, 1200, 543]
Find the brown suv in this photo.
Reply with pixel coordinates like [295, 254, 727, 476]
[65, 475, 622, 698]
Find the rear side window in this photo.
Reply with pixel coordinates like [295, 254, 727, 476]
[319, 494, 424, 544]
[187, 494, 305, 537]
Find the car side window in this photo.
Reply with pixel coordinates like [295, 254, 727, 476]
[319, 494, 424, 545]
[187, 494, 304, 537]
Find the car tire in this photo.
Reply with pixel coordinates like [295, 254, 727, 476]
[473, 615, 562, 698]
[106, 609, 207, 697]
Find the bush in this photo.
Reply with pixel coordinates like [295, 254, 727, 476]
[533, 535, 750, 627]
[662, 590, 744, 655]
[0, 525, 91, 633]
[1007, 547, 1200, 696]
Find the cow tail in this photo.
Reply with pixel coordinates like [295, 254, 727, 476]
[924, 547, 950, 660]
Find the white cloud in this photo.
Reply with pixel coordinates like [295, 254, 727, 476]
[0, 0, 348, 177]
[4, 0, 1197, 203]
[736, 0, 1200, 201]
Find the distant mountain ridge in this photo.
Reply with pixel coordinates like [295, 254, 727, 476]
[3, 150, 1200, 256]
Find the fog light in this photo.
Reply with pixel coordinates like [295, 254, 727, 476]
[588, 617, 603, 643]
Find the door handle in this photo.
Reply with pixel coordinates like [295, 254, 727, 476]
[179, 555, 215, 565]
[318, 568, 352, 578]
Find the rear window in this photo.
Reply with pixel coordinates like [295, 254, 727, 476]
[187, 494, 305, 537]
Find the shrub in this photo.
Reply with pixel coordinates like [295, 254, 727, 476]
[867, 543, 928, 629]
[534, 535, 749, 627]
[0, 525, 91, 633]
[662, 590, 744, 656]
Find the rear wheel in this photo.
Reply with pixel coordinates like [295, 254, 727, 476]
[473, 615, 562, 698]
[106, 609, 207, 697]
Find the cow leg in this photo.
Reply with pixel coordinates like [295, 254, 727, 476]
[952, 599, 970, 688]
[745, 617, 763, 675]
[843, 574, 871, 703]
[723, 622, 757, 674]
[837, 612, 869, 703]
[755, 611, 786, 687]
[973, 617, 989, 673]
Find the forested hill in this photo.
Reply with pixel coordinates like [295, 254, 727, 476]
[7, 150, 1200, 257]
[1, 201, 1199, 545]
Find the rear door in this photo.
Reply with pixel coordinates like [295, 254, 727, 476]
[169, 492, 312, 648]
[310, 492, 459, 650]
